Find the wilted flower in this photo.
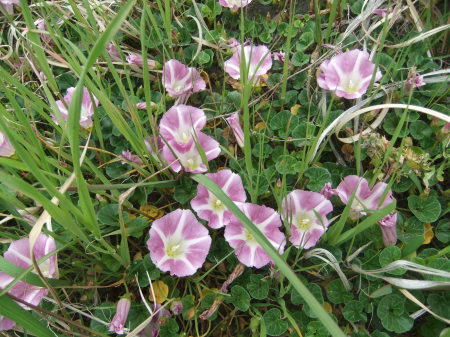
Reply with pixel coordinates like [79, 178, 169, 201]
[126, 54, 156, 69]
[226, 112, 244, 148]
[273, 51, 285, 62]
[170, 301, 183, 315]
[107, 43, 121, 61]
[373, 8, 393, 17]
[0, 130, 15, 157]
[159, 105, 206, 152]
[121, 150, 143, 165]
[0, 234, 57, 331]
[406, 73, 426, 89]
[320, 182, 338, 199]
[191, 169, 247, 229]
[224, 45, 272, 84]
[335, 175, 395, 219]
[0, 0, 19, 14]
[228, 38, 251, 53]
[224, 203, 285, 268]
[162, 60, 206, 103]
[53, 87, 99, 129]
[282, 190, 333, 249]
[317, 49, 382, 99]
[147, 209, 212, 277]
[138, 303, 170, 337]
[218, 0, 252, 9]
[109, 298, 131, 335]
[379, 212, 397, 246]
[36, 19, 51, 45]
[162, 132, 220, 173]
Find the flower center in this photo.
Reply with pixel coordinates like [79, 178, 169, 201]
[211, 198, 224, 211]
[181, 131, 190, 142]
[344, 79, 359, 94]
[185, 157, 198, 171]
[297, 214, 313, 231]
[244, 230, 255, 243]
[165, 242, 183, 258]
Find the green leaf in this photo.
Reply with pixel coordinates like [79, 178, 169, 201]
[291, 51, 310, 67]
[427, 294, 450, 319]
[291, 283, 323, 318]
[97, 204, 120, 225]
[90, 302, 115, 334]
[275, 155, 298, 174]
[326, 279, 352, 304]
[229, 285, 250, 312]
[0, 295, 55, 337]
[305, 321, 330, 337]
[408, 195, 441, 222]
[160, 317, 180, 337]
[246, 274, 269, 300]
[198, 50, 211, 65]
[379, 246, 405, 275]
[304, 167, 331, 192]
[343, 301, 367, 322]
[436, 219, 450, 243]
[270, 111, 291, 130]
[377, 294, 413, 333]
[263, 308, 288, 336]
[174, 177, 197, 204]
[410, 120, 433, 140]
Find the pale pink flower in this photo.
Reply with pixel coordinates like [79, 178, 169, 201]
[121, 150, 143, 165]
[107, 43, 121, 61]
[147, 209, 212, 277]
[36, 19, 51, 45]
[126, 54, 156, 69]
[53, 87, 99, 129]
[224, 203, 285, 268]
[228, 38, 251, 53]
[320, 182, 338, 199]
[109, 298, 131, 335]
[218, 0, 252, 9]
[224, 45, 272, 84]
[378, 213, 397, 246]
[159, 105, 206, 153]
[406, 73, 426, 89]
[0, 316, 15, 331]
[161, 132, 220, 173]
[317, 49, 382, 99]
[191, 169, 247, 229]
[335, 175, 395, 219]
[162, 60, 206, 102]
[0, 130, 15, 157]
[0, 234, 57, 331]
[0, 0, 19, 14]
[373, 8, 393, 18]
[226, 112, 244, 148]
[145, 136, 164, 155]
[282, 190, 333, 249]
[273, 51, 285, 62]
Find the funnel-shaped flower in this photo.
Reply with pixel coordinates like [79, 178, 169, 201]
[335, 175, 394, 219]
[224, 203, 285, 268]
[54, 87, 99, 129]
[218, 0, 252, 9]
[0, 234, 57, 331]
[0, 0, 19, 14]
[191, 169, 247, 229]
[162, 132, 220, 173]
[109, 298, 131, 335]
[378, 212, 397, 246]
[159, 105, 206, 152]
[317, 49, 382, 99]
[224, 45, 272, 84]
[147, 209, 212, 277]
[373, 8, 393, 17]
[282, 190, 333, 249]
[226, 112, 244, 148]
[121, 150, 143, 165]
[163, 60, 206, 100]
[0, 131, 15, 157]
[406, 73, 426, 89]
[273, 51, 285, 62]
[126, 54, 156, 69]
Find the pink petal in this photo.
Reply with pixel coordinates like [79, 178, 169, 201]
[163, 60, 206, 99]
[0, 131, 15, 157]
[218, 0, 252, 9]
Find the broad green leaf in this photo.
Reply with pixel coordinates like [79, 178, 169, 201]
[305, 321, 330, 337]
[326, 279, 352, 304]
[275, 155, 298, 174]
[263, 308, 288, 336]
[343, 301, 367, 322]
[379, 246, 405, 275]
[304, 167, 331, 192]
[228, 285, 251, 312]
[291, 283, 323, 318]
[436, 219, 450, 243]
[377, 294, 413, 334]
[246, 274, 269, 300]
[408, 195, 441, 223]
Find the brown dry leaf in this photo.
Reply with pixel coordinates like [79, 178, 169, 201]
[423, 222, 434, 244]
[255, 122, 266, 130]
[290, 104, 301, 116]
[149, 280, 169, 304]
[140, 205, 164, 220]
[323, 301, 332, 313]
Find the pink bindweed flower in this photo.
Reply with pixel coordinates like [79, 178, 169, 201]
[0, 130, 15, 157]
[109, 298, 131, 335]
[107, 43, 121, 61]
[147, 209, 212, 277]
[0, 234, 57, 331]
[53, 87, 99, 129]
[224, 45, 272, 84]
[317, 49, 382, 99]
[320, 182, 338, 199]
[36, 19, 52, 45]
[226, 112, 245, 148]
[273, 51, 286, 62]
[190, 169, 247, 229]
[0, 0, 19, 14]
[218, 0, 252, 9]
[162, 59, 206, 103]
[335, 175, 395, 219]
[406, 73, 426, 89]
[373, 8, 393, 18]
[138, 303, 170, 337]
[224, 203, 285, 268]
[0, 316, 15, 331]
[159, 105, 206, 152]
[121, 150, 143, 165]
[126, 54, 156, 69]
[161, 132, 220, 173]
[378, 212, 397, 246]
[282, 190, 333, 249]
[228, 38, 251, 53]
